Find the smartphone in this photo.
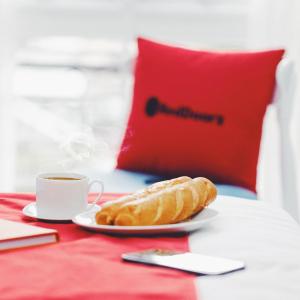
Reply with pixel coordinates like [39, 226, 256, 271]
[122, 249, 245, 275]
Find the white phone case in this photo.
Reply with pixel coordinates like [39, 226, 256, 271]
[122, 249, 245, 275]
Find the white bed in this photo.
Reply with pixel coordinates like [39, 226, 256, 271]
[83, 168, 300, 299]
[190, 196, 300, 300]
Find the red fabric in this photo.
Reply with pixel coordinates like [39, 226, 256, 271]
[117, 37, 284, 191]
[0, 193, 196, 300]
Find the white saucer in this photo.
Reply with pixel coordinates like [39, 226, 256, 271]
[22, 202, 100, 222]
[72, 208, 218, 235]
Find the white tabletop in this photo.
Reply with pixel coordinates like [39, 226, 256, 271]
[189, 196, 300, 300]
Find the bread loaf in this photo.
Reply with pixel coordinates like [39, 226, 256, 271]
[95, 176, 191, 225]
[95, 177, 217, 226]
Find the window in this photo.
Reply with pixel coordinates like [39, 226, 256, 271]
[1, 0, 255, 191]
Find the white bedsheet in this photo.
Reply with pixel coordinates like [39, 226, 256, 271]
[189, 196, 300, 300]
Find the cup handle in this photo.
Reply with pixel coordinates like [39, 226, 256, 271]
[88, 180, 104, 210]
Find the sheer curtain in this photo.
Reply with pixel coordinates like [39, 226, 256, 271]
[0, 1, 16, 191]
[248, 0, 300, 217]
[289, 1, 300, 219]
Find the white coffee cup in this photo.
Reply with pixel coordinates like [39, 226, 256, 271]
[36, 173, 103, 220]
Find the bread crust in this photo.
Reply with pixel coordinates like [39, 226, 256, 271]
[95, 177, 217, 226]
[95, 176, 191, 225]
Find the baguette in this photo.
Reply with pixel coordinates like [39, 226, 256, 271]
[114, 177, 216, 226]
[95, 177, 217, 226]
[95, 176, 191, 225]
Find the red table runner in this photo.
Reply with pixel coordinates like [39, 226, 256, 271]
[0, 193, 197, 300]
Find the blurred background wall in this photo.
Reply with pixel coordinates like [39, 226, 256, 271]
[0, 0, 299, 215]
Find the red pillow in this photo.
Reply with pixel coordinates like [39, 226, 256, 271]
[117, 38, 284, 191]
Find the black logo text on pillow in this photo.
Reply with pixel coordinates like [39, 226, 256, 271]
[145, 96, 224, 125]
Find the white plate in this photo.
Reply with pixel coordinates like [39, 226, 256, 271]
[22, 202, 100, 222]
[72, 208, 218, 235]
